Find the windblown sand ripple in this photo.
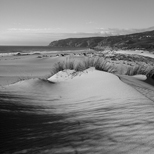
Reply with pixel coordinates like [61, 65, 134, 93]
[1, 68, 154, 154]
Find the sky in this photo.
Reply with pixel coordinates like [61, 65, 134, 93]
[0, 0, 154, 46]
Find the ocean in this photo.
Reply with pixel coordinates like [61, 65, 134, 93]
[0, 46, 87, 56]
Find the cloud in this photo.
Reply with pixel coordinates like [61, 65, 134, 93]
[2, 26, 154, 46]
[97, 27, 154, 36]
[52, 26, 154, 40]
[7, 28, 62, 33]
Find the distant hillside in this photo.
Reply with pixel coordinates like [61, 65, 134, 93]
[49, 30, 154, 51]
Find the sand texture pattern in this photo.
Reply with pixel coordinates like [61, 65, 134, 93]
[1, 65, 154, 153]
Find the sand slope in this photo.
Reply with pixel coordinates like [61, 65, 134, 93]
[1, 51, 154, 154]
[1, 68, 154, 153]
[118, 75, 154, 102]
[4, 68, 149, 102]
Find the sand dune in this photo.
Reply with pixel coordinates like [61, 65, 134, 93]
[4, 68, 149, 100]
[1, 52, 154, 153]
[1, 67, 154, 153]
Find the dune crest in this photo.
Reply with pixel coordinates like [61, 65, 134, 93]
[2, 68, 152, 102]
[1, 68, 154, 153]
[48, 67, 95, 82]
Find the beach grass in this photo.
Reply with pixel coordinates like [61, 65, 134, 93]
[125, 65, 154, 77]
[51, 57, 116, 75]
[51, 56, 154, 77]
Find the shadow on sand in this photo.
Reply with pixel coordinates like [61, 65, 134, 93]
[1, 82, 154, 154]
[0, 92, 104, 154]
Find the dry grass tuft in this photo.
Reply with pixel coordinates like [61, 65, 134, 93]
[51, 57, 154, 77]
[125, 65, 154, 77]
[51, 57, 115, 76]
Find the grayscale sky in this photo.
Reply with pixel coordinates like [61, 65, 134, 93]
[0, 0, 154, 45]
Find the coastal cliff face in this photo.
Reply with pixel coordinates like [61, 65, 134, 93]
[49, 30, 154, 51]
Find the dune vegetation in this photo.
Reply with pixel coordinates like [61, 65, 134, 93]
[51, 57, 154, 77]
[125, 65, 154, 76]
[51, 57, 115, 75]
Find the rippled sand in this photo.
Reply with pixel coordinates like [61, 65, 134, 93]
[1, 68, 154, 154]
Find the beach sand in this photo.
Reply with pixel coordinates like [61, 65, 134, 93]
[0, 54, 65, 86]
[0, 51, 154, 153]
[115, 50, 154, 58]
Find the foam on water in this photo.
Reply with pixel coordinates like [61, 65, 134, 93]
[0, 51, 60, 57]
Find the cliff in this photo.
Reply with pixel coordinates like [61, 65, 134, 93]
[49, 30, 154, 51]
